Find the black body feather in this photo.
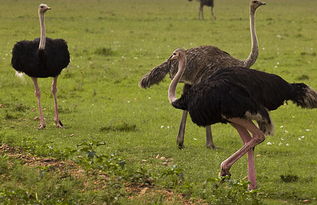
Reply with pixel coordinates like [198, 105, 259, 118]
[201, 0, 214, 7]
[11, 38, 70, 78]
[172, 66, 317, 127]
[188, 0, 214, 7]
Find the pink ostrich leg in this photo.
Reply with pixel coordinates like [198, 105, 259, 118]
[31, 77, 46, 129]
[220, 118, 265, 190]
[51, 76, 63, 128]
[231, 122, 257, 190]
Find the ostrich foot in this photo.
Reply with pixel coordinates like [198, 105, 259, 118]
[177, 142, 185, 150]
[248, 184, 257, 190]
[206, 143, 216, 150]
[38, 123, 46, 130]
[219, 167, 231, 183]
[55, 120, 64, 128]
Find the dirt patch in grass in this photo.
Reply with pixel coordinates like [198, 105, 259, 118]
[0, 144, 201, 204]
[0, 144, 85, 178]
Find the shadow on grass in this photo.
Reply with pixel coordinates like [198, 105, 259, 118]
[99, 122, 137, 132]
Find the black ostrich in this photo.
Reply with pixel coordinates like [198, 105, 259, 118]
[11, 4, 70, 129]
[188, 0, 216, 20]
[168, 48, 317, 189]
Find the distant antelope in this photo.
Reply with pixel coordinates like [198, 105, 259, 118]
[188, 0, 216, 20]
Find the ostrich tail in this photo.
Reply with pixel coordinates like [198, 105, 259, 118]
[139, 61, 170, 88]
[15, 71, 25, 80]
[291, 83, 317, 108]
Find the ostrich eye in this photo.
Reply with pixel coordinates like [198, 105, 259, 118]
[40, 6, 44, 8]
[173, 53, 176, 55]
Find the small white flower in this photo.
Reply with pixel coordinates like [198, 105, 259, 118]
[127, 100, 130, 103]
[298, 138, 302, 141]
[148, 97, 151, 100]
[286, 143, 290, 146]
[301, 136, 305, 139]
[305, 129, 311, 132]
[281, 138, 285, 141]
[167, 126, 170, 129]
[160, 125, 164, 128]
[284, 130, 289, 133]
[267, 142, 272, 145]
[278, 142, 283, 146]
[193, 138, 198, 141]
[280, 125, 284, 128]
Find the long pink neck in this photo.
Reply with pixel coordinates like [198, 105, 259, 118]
[168, 56, 186, 103]
[243, 7, 258, 68]
[38, 11, 46, 50]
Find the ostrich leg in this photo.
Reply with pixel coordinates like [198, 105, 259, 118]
[199, 4, 204, 20]
[230, 122, 256, 190]
[177, 112, 215, 149]
[176, 84, 191, 149]
[220, 118, 265, 190]
[211, 6, 216, 20]
[51, 76, 63, 128]
[205, 125, 215, 149]
[176, 110, 188, 149]
[32, 77, 46, 129]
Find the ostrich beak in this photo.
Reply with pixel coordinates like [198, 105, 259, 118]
[260, 2, 266, 5]
[47, 7, 51, 10]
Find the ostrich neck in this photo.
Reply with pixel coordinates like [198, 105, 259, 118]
[168, 57, 186, 104]
[38, 12, 46, 50]
[243, 9, 258, 68]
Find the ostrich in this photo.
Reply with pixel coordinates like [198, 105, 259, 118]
[188, 0, 216, 20]
[140, 0, 265, 149]
[168, 48, 317, 189]
[11, 4, 70, 129]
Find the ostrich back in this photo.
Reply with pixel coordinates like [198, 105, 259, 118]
[11, 38, 70, 78]
[170, 46, 243, 84]
[139, 45, 243, 88]
[172, 67, 293, 127]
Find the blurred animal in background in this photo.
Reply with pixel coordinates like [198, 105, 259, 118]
[168, 48, 317, 190]
[188, 0, 216, 20]
[140, 0, 265, 150]
[11, 4, 70, 129]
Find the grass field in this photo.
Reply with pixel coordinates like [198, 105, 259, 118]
[0, 0, 317, 204]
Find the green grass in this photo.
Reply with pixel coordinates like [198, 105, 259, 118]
[0, 0, 317, 204]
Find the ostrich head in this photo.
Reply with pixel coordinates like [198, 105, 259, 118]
[250, 0, 266, 12]
[38, 3, 51, 14]
[169, 48, 186, 61]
